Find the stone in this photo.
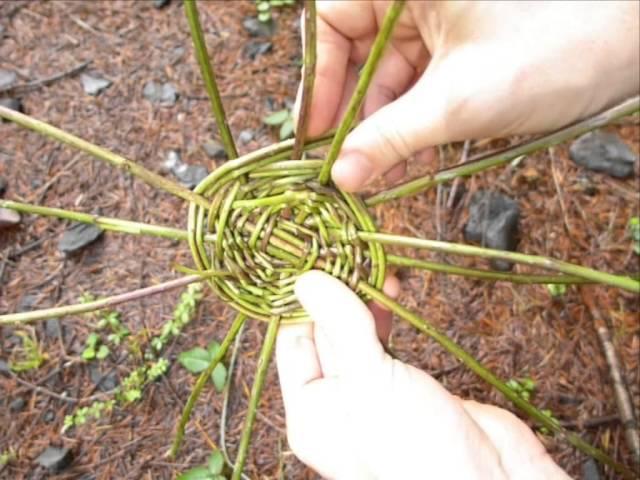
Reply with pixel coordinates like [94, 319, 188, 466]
[243, 17, 275, 37]
[244, 41, 272, 60]
[0, 359, 10, 375]
[0, 207, 20, 228]
[45, 318, 62, 338]
[35, 446, 72, 472]
[80, 74, 111, 96]
[9, 397, 26, 412]
[464, 191, 520, 271]
[153, 0, 171, 8]
[0, 176, 7, 196]
[0, 69, 16, 89]
[582, 458, 601, 480]
[143, 81, 178, 107]
[44, 410, 56, 423]
[89, 365, 118, 392]
[18, 293, 39, 312]
[0, 97, 24, 120]
[569, 131, 637, 178]
[203, 140, 227, 161]
[238, 129, 254, 145]
[58, 222, 103, 254]
[164, 150, 208, 189]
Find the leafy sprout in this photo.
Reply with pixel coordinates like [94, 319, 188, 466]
[178, 449, 227, 480]
[9, 330, 47, 372]
[263, 109, 294, 141]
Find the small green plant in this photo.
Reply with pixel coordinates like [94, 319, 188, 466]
[628, 216, 640, 254]
[539, 409, 561, 435]
[506, 377, 536, 402]
[263, 109, 294, 140]
[81, 332, 110, 360]
[179, 341, 227, 393]
[62, 399, 116, 432]
[152, 282, 203, 352]
[255, 0, 295, 23]
[546, 283, 567, 298]
[0, 448, 16, 466]
[9, 330, 47, 372]
[178, 449, 226, 480]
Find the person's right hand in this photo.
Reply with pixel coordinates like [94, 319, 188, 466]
[298, 1, 639, 191]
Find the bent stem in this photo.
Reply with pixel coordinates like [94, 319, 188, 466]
[169, 313, 247, 458]
[292, 0, 317, 160]
[318, 0, 405, 184]
[232, 316, 281, 480]
[0, 275, 215, 325]
[361, 232, 640, 292]
[358, 283, 635, 479]
[184, 0, 238, 159]
[366, 95, 640, 206]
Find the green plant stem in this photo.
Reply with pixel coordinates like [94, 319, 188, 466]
[358, 283, 634, 479]
[360, 232, 640, 292]
[0, 105, 210, 209]
[184, 0, 238, 160]
[0, 275, 214, 325]
[292, 0, 316, 160]
[232, 316, 280, 480]
[365, 95, 640, 206]
[318, 0, 405, 184]
[169, 313, 247, 458]
[386, 254, 590, 284]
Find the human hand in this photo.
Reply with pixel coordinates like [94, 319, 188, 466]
[276, 271, 569, 479]
[297, 1, 639, 191]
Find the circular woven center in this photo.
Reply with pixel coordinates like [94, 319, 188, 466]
[187, 158, 385, 322]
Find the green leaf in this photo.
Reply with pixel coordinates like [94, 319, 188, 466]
[207, 341, 221, 357]
[178, 347, 211, 373]
[262, 109, 289, 126]
[211, 363, 227, 393]
[86, 333, 100, 348]
[207, 450, 224, 475]
[546, 283, 567, 298]
[258, 11, 271, 23]
[82, 347, 96, 360]
[279, 118, 294, 140]
[96, 344, 110, 360]
[177, 466, 214, 480]
[256, 2, 270, 12]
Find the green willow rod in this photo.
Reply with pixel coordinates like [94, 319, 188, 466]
[360, 232, 640, 292]
[0, 274, 218, 325]
[318, 0, 405, 184]
[358, 283, 634, 479]
[292, 0, 317, 160]
[366, 95, 640, 206]
[169, 313, 247, 458]
[184, 0, 238, 159]
[232, 316, 281, 480]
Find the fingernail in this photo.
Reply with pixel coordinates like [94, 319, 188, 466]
[332, 152, 372, 191]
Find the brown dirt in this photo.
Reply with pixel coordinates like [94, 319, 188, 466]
[0, 1, 638, 479]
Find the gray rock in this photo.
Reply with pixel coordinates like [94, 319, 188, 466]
[0, 176, 7, 196]
[18, 293, 39, 312]
[203, 140, 227, 161]
[58, 222, 103, 254]
[0, 360, 9, 375]
[464, 191, 520, 271]
[238, 129, 254, 145]
[569, 131, 637, 178]
[243, 17, 275, 37]
[9, 397, 26, 412]
[582, 458, 601, 480]
[244, 41, 272, 60]
[143, 81, 178, 106]
[164, 150, 208, 189]
[35, 446, 72, 472]
[0, 207, 20, 228]
[89, 365, 118, 392]
[45, 318, 62, 338]
[44, 410, 56, 423]
[153, 0, 171, 8]
[0, 97, 24, 120]
[80, 74, 111, 96]
[0, 69, 16, 89]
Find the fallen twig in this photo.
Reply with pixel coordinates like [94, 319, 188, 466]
[0, 60, 92, 95]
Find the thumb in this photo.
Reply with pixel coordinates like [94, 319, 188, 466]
[332, 67, 455, 192]
[294, 271, 386, 379]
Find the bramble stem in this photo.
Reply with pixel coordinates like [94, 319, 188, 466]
[318, 0, 405, 184]
[292, 0, 317, 160]
[386, 254, 590, 285]
[365, 95, 640, 206]
[169, 313, 247, 458]
[184, 0, 238, 159]
[232, 316, 280, 479]
[0, 105, 211, 209]
[0, 275, 215, 325]
[360, 232, 640, 292]
[358, 283, 634, 479]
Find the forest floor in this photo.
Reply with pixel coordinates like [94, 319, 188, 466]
[0, 1, 638, 479]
